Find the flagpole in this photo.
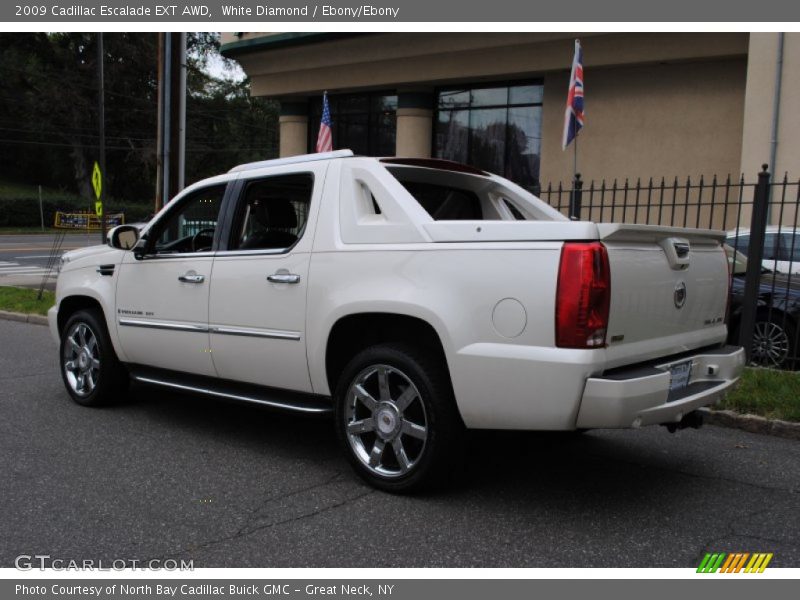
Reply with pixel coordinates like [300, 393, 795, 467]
[564, 37, 583, 220]
[573, 134, 578, 182]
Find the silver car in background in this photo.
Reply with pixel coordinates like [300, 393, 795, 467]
[727, 226, 800, 275]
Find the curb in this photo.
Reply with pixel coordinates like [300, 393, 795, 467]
[0, 310, 48, 326]
[699, 408, 800, 441]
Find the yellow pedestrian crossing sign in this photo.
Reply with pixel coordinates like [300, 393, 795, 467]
[91, 161, 103, 216]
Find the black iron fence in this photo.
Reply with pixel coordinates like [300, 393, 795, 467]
[540, 165, 800, 370]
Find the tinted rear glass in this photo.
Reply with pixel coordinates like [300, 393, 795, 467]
[397, 181, 482, 220]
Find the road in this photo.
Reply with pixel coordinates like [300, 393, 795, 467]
[1, 318, 798, 568]
[0, 233, 99, 289]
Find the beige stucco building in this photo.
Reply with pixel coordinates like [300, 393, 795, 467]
[221, 32, 799, 193]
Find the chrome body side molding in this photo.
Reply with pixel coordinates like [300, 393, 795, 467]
[209, 325, 301, 340]
[119, 318, 301, 341]
[118, 318, 207, 333]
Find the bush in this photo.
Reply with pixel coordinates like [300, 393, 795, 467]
[0, 195, 153, 227]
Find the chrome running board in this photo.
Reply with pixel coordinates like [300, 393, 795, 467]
[129, 366, 332, 416]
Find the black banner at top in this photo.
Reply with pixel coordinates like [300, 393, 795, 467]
[4, 0, 800, 22]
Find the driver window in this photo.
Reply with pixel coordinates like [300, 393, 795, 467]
[154, 185, 225, 254]
[232, 173, 313, 251]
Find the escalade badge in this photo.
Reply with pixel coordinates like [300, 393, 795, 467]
[674, 281, 687, 308]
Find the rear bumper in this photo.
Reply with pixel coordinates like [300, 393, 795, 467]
[575, 345, 745, 429]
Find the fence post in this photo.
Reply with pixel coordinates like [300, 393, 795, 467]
[737, 164, 772, 361]
[570, 173, 583, 220]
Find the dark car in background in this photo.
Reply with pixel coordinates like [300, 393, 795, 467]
[726, 246, 800, 369]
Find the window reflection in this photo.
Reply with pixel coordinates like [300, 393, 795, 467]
[309, 93, 397, 156]
[436, 110, 469, 164]
[435, 83, 543, 192]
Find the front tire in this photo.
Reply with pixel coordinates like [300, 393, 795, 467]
[60, 308, 129, 406]
[334, 344, 463, 493]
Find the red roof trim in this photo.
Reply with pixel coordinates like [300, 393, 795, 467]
[380, 158, 489, 176]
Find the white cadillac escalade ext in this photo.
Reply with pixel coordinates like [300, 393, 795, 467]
[49, 150, 745, 491]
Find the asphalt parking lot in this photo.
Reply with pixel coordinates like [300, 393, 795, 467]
[1, 318, 799, 568]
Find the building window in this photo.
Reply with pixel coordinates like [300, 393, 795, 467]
[309, 92, 397, 156]
[434, 82, 543, 192]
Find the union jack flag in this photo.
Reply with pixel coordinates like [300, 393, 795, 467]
[316, 92, 333, 153]
[562, 39, 584, 150]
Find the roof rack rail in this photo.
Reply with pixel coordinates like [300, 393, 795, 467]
[228, 149, 355, 173]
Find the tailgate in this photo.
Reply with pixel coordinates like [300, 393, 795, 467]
[597, 224, 730, 369]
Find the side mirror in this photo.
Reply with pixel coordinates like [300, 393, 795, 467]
[108, 225, 140, 251]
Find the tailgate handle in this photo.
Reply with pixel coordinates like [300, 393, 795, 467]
[659, 237, 691, 270]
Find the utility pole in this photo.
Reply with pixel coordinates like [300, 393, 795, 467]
[97, 32, 106, 242]
[178, 32, 187, 192]
[155, 33, 164, 214]
[162, 32, 172, 209]
[155, 32, 186, 212]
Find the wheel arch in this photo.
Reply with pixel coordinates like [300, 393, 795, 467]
[756, 305, 797, 324]
[324, 312, 454, 401]
[727, 304, 797, 342]
[57, 295, 105, 335]
[56, 293, 128, 362]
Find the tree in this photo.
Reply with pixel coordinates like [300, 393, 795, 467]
[0, 32, 278, 208]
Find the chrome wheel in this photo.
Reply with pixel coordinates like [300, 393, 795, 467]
[62, 322, 100, 397]
[751, 320, 790, 367]
[344, 365, 428, 479]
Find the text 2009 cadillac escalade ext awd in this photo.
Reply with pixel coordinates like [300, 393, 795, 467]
[49, 150, 745, 491]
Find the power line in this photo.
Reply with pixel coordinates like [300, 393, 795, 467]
[0, 122, 276, 145]
[0, 137, 146, 150]
[0, 137, 276, 153]
[0, 63, 159, 106]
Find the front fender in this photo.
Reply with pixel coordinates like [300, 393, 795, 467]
[55, 266, 125, 361]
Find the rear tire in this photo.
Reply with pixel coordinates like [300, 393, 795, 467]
[60, 308, 129, 406]
[334, 343, 464, 493]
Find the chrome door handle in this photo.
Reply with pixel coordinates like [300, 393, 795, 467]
[267, 273, 300, 284]
[178, 273, 205, 284]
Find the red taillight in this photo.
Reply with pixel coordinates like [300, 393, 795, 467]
[556, 242, 611, 348]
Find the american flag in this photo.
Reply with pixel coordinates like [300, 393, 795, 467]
[316, 92, 333, 153]
[562, 39, 584, 150]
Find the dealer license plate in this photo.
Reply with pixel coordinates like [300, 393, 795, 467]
[668, 360, 693, 393]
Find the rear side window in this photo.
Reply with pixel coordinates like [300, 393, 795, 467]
[231, 173, 314, 251]
[762, 233, 779, 260]
[729, 234, 749, 253]
[728, 233, 779, 260]
[779, 233, 800, 262]
[398, 181, 482, 220]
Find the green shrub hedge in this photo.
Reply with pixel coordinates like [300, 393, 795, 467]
[0, 195, 154, 227]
